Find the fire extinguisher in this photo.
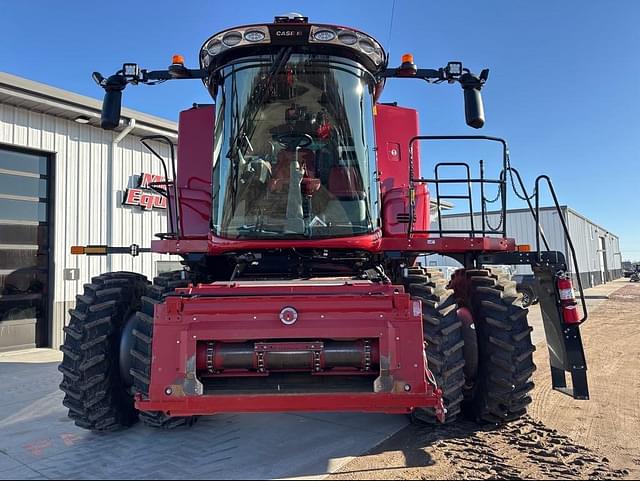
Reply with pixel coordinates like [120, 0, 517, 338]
[557, 273, 581, 324]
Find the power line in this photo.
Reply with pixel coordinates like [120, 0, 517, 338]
[386, 0, 397, 60]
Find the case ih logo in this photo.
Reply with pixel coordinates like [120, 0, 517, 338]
[122, 173, 167, 211]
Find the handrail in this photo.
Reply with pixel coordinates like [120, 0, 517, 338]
[534, 175, 588, 324]
[505, 167, 551, 252]
[434, 162, 475, 237]
[407, 135, 509, 239]
[140, 135, 180, 239]
[405, 135, 586, 324]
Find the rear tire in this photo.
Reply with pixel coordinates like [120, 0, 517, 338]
[130, 271, 197, 429]
[58, 272, 148, 431]
[405, 268, 465, 424]
[454, 269, 536, 424]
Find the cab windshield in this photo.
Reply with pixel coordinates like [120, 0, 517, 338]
[212, 54, 379, 239]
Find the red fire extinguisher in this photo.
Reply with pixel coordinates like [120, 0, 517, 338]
[557, 274, 581, 324]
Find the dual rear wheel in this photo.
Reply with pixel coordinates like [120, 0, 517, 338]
[407, 267, 536, 425]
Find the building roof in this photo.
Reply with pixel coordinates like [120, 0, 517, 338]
[442, 205, 619, 239]
[0, 72, 177, 138]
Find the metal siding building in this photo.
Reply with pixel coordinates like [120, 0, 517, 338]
[0, 72, 179, 351]
[424, 207, 622, 287]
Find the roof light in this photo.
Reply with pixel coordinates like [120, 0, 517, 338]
[201, 52, 211, 68]
[172, 54, 185, 65]
[398, 53, 418, 76]
[222, 31, 243, 47]
[244, 30, 266, 42]
[207, 40, 222, 55]
[359, 39, 375, 53]
[314, 29, 336, 42]
[200, 23, 387, 72]
[370, 48, 384, 64]
[338, 31, 358, 45]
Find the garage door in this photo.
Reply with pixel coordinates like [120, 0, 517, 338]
[0, 147, 50, 351]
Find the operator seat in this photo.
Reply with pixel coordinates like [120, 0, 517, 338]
[327, 166, 364, 199]
[268, 148, 318, 194]
[324, 166, 367, 225]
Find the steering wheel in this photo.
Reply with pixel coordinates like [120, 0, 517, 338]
[276, 133, 313, 150]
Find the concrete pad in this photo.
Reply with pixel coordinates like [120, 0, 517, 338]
[0, 349, 62, 364]
[0, 354, 407, 480]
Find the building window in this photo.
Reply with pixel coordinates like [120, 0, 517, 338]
[0, 146, 51, 350]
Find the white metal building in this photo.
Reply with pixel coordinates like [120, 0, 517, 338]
[424, 206, 622, 287]
[0, 72, 179, 352]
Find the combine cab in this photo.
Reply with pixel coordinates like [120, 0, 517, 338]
[60, 13, 589, 431]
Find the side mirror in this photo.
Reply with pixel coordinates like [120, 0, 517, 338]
[100, 75, 127, 130]
[463, 87, 485, 129]
[460, 69, 489, 129]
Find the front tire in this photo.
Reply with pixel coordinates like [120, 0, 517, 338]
[59, 272, 148, 431]
[130, 271, 197, 429]
[405, 268, 465, 424]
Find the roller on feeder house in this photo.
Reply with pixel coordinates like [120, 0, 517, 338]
[59, 13, 589, 431]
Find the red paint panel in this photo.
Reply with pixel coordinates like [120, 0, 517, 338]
[382, 186, 429, 238]
[137, 392, 441, 416]
[150, 230, 383, 255]
[381, 236, 517, 253]
[141, 282, 442, 415]
[374, 104, 429, 235]
[374, 104, 421, 194]
[177, 105, 215, 238]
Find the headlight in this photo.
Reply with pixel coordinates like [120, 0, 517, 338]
[370, 49, 383, 64]
[222, 31, 243, 47]
[245, 30, 266, 42]
[358, 39, 375, 54]
[207, 40, 223, 55]
[201, 52, 211, 68]
[338, 32, 358, 45]
[200, 23, 386, 72]
[313, 29, 336, 42]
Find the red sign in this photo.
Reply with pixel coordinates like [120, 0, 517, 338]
[122, 173, 167, 211]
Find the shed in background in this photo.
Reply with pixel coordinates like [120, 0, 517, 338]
[423, 206, 622, 288]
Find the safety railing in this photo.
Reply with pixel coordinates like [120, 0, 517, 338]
[406, 134, 587, 323]
[140, 135, 181, 239]
[408, 135, 509, 238]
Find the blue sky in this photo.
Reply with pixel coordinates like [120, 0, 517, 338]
[2, 1, 639, 259]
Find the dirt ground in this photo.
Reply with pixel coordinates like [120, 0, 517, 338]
[330, 280, 640, 480]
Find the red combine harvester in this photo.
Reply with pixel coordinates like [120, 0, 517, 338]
[60, 14, 589, 431]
